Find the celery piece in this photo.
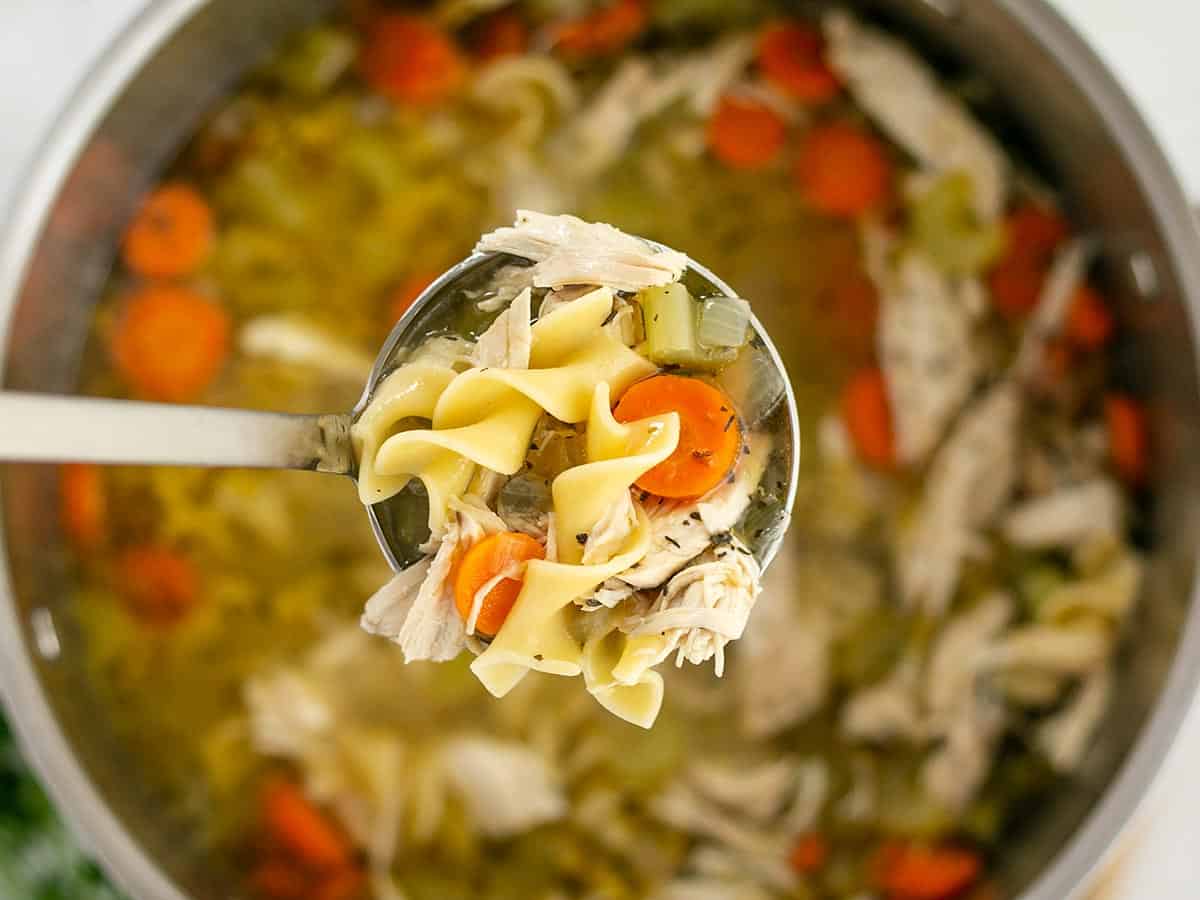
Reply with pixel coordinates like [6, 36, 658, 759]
[641, 283, 737, 371]
[910, 172, 1005, 275]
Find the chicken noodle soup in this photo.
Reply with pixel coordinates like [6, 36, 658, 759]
[353, 212, 780, 728]
[68, 3, 1148, 899]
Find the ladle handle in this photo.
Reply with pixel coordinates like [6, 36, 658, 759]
[0, 392, 354, 474]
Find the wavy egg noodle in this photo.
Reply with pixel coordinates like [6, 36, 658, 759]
[355, 287, 654, 532]
[471, 383, 681, 727]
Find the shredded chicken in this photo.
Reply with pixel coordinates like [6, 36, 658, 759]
[977, 622, 1113, 676]
[842, 655, 925, 743]
[361, 498, 504, 662]
[1002, 479, 1123, 549]
[738, 550, 833, 739]
[472, 286, 533, 369]
[922, 693, 1006, 813]
[553, 36, 755, 178]
[620, 437, 767, 589]
[239, 315, 375, 382]
[876, 253, 979, 464]
[477, 210, 687, 292]
[624, 541, 761, 677]
[825, 10, 1008, 222]
[1013, 240, 1091, 383]
[900, 381, 1021, 616]
[440, 736, 567, 837]
[925, 593, 1013, 720]
[1038, 666, 1113, 772]
[582, 490, 639, 565]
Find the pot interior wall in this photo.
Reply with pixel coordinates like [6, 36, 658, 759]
[2, 1, 1196, 897]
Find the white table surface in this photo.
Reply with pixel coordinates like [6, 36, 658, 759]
[1, 2, 1198, 898]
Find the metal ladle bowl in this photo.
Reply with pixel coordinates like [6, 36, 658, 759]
[0, 243, 800, 571]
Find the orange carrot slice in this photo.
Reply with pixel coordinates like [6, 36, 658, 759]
[1065, 285, 1113, 350]
[116, 544, 200, 627]
[474, 9, 529, 63]
[795, 122, 892, 219]
[251, 860, 308, 900]
[841, 367, 894, 469]
[110, 285, 230, 402]
[60, 463, 106, 551]
[453, 531, 545, 637]
[1105, 393, 1149, 485]
[789, 831, 830, 874]
[313, 867, 366, 900]
[360, 14, 466, 106]
[613, 375, 742, 499]
[552, 0, 648, 58]
[387, 271, 436, 325]
[987, 204, 1070, 319]
[872, 841, 982, 900]
[758, 21, 841, 103]
[261, 780, 353, 872]
[707, 95, 787, 170]
[121, 183, 214, 279]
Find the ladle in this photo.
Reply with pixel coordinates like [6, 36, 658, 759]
[0, 244, 800, 570]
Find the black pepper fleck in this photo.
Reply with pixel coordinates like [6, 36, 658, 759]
[664, 536, 681, 549]
[689, 512, 702, 521]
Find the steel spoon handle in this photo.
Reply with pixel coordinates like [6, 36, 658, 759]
[0, 392, 354, 474]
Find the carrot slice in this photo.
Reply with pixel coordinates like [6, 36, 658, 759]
[262, 780, 353, 872]
[60, 463, 106, 551]
[795, 122, 892, 219]
[251, 860, 308, 900]
[387, 271, 437, 325]
[841, 367, 894, 469]
[829, 268, 879, 355]
[313, 867, 366, 900]
[758, 21, 841, 103]
[453, 532, 545, 637]
[987, 204, 1070, 319]
[789, 831, 830, 874]
[707, 95, 787, 170]
[111, 285, 230, 402]
[613, 375, 742, 499]
[121, 183, 214, 279]
[552, 0, 648, 58]
[1065, 285, 1113, 350]
[872, 841, 982, 900]
[360, 14, 466, 106]
[1105, 393, 1149, 485]
[474, 10, 529, 63]
[987, 256, 1045, 320]
[116, 544, 199, 627]
[1006, 204, 1070, 261]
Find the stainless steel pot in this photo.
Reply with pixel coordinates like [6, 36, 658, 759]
[1, 1, 1198, 898]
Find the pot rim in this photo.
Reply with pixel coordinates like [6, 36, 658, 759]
[0, 2, 1198, 899]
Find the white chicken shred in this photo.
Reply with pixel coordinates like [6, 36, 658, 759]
[899, 381, 1021, 616]
[472, 286, 533, 369]
[476, 209, 687, 292]
[440, 737, 567, 837]
[240, 315, 375, 382]
[1002, 479, 1123, 549]
[623, 542, 761, 677]
[877, 253, 979, 464]
[825, 10, 1009, 222]
[1013, 239, 1091, 383]
[1038, 666, 1113, 772]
